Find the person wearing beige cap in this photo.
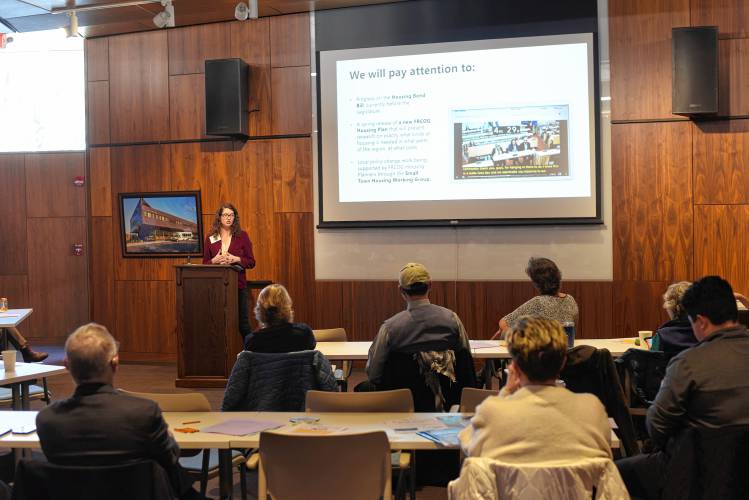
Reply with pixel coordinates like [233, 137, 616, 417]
[363, 262, 472, 394]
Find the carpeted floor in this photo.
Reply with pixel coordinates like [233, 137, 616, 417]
[3, 344, 450, 499]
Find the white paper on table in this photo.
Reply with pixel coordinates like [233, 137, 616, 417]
[471, 340, 500, 349]
[385, 429, 422, 441]
[385, 417, 446, 432]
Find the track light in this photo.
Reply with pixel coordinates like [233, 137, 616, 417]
[65, 11, 79, 38]
[234, 0, 258, 21]
[153, 0, 175, 28]
[235, 2, 248, 20]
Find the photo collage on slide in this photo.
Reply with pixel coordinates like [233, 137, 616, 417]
[452, 105, 569, 180]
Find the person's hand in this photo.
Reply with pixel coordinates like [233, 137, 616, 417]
[503, 362, 522, 396]
[211, 253, 227, 264]
[735, 292, 749, 308]
[225, 253, 241, 264]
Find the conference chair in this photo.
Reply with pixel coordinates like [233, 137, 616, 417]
[615, 348, 671, 417]
[561, 346, 640, 457]
[312, 328, 352, 391]
[457, 387, 499, 413]
[258, 431, 392, 500]
[380, 349, 478, 412]
[305, 388, 414, 412]
[11, 459, 175, 500]
[448, 457, 628, 500]
[659, 425, 749, 500]
[306, 389, 415, 499]
[120, 390, 248, 500]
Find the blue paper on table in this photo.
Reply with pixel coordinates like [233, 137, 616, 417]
[201, 419, 280, 436]
[417, 428, 462, 447]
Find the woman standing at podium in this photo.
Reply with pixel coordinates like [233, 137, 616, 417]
[203, 202, 256, 338]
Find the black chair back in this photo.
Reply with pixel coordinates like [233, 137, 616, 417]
[380, 348, 477, 412]
[661, 425, 749, 500]
[562, 345, 640, 456]
[615, 348, 671, 407]
[11, 459, 175, 500]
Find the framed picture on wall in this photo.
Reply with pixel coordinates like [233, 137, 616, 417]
[118, 191, 204, 258]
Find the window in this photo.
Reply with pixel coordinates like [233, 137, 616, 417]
[0, 29, 85, 152]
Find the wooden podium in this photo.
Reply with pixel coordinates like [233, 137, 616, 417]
[175, 264, 244, 388]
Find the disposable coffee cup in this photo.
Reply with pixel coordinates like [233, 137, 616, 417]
[2, 350, 16, 372]
[638, 330, 653, 349]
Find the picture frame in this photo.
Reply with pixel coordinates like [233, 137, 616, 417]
[118, 191, 204, 258]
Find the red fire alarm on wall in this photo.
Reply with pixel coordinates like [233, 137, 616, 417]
[72, 243, 84, 256]
[73, 176, 85, 187]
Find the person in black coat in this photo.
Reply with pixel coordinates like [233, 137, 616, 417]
[35, 323, 202, 500]
[652, 281, 697, 355]
[243, 284, 316, 353]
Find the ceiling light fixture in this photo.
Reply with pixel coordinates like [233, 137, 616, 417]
[234, 0, 258, 21]
[153, 0, 175, 28]
[65, 11, 80, 38]
[235, 2, 248, 20]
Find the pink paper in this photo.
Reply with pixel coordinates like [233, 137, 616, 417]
[201, 419, 280, 436]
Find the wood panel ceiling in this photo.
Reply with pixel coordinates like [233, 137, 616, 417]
[0, 0, 406, 37]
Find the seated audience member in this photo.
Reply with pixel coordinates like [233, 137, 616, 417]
[493, 257, 578, 339]
[735, 291, 749, 310]
[36, 323, 202, 500]
[364, 262, 471, 387]
[4, 326, 47, 362]
[460, 316, 611, 463]
[243, 284, 316, 353]
[617, 276, 749, 500]
[650, 281, 697, 354]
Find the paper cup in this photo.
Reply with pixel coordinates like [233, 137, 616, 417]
[2, 350, 16, 372]
[638, 330, 653, 348]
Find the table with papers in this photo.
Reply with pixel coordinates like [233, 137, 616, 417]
[316, 338, 646, 361]
[0, 410, 620, 498]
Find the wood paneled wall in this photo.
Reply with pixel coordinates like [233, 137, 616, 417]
[77, 1, 749, 361]
[0, 152, 89, 342]
[83, 13, 622, 362]
[609, 0, 749, 331]
[86, 15, 315, 361]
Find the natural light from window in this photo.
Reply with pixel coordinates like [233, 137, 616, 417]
[0, 29, 85, 152]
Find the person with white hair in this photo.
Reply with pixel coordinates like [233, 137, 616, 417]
[36, 323, 203, 500]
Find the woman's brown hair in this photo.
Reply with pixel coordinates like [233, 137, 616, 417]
[525, 257, 562, 296]
[210, 202, 242, 236]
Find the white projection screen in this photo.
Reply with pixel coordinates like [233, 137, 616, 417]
[318, 33, 600, 227]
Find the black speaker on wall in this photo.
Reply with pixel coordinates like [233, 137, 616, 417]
[205, 58, 250, 138]
[672, 26, 718, 116]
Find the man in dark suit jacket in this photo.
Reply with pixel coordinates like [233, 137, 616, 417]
[36, 323, 201, 500]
